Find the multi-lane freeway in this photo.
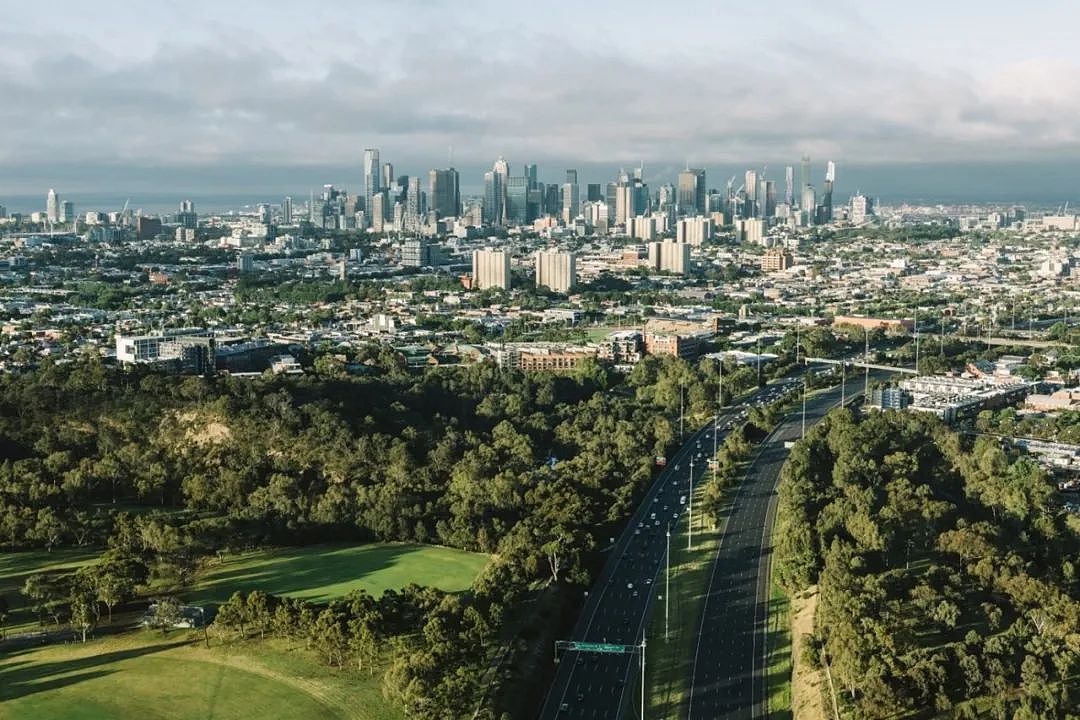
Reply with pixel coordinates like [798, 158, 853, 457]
[537, 378, 804, 720]
[686, 377, 884, 719]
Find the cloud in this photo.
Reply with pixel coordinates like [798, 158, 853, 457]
[1, 13, 1080, 189]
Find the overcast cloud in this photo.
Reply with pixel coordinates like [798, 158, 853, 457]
[2, 0, 1080, 193]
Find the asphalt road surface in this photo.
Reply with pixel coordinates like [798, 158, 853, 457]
[686, 376, 884, 720]
[537, 378, 804, 720]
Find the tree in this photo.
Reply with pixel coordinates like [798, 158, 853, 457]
[69, 589, 97, 642]
[149, 596, 183, 635]
[94, 560, 136, 623]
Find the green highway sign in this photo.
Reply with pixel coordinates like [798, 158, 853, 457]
[569, 642, 629, 654]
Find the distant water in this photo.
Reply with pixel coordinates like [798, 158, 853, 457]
[0, 193, 301, 216]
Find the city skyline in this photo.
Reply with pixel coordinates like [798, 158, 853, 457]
[3, 1, 1080, 194]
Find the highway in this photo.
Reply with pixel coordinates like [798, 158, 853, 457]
[685, 377, 883, 719]
[537, 378, 803, 720]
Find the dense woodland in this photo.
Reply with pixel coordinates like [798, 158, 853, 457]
[0, 352, 756, 718]
[775, 409, 1080, 719]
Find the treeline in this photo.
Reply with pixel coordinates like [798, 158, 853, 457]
[775, 409, 1080, 719]
[0, 352, 737, 717]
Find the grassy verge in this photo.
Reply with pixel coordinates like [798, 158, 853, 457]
[643, 468, 731, 717]
[765, 581, 793, 719]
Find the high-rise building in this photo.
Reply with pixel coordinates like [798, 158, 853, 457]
[60, 201, 75, 223]
[565, 169, 578, 185]
[544, 183, 561, 217]
[507, 177, 529, 225]
[586, 183, 602, 202]
[762, 180, 776, 218]
[282, 196, 293, 224]
[428, 168, 460, 218]
[801, 155, 811, 192]
[647, 240, 691, 275]
[822, 161, 836, 222]
[562, 182, 580, 224]
[382, 162, 394, 194]
[736, 218, 765, 244]
[492, 156, 510, 224]
[472, 249, 511, 290]
[535, 250, 577, 292]
[677, 169, 706, 216]
[850, 193, 872, 225]
[761, 247, 794, 272]
[524, 164, 538, 189]
[402, 238, 438, 267]
[784, 166, 794, 207]
[363, 148, 381, 227]
[676, 216, 714, 246]
[744, 170, 758, 206]
[615, 184, 634, 226]
[483, 172, 500, 225]
[46, 189, 60, 223]
[371, 193, 386, 232]
[801, 186, 817, 226]
[405, 177, 424, 232]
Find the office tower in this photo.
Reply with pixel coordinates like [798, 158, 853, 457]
[524, 164, 538, 189]
[565, 169, 578, 185]
[823, 161, 836, 222]
[46, 189, 60, 222]
[492, 156, 510, 224]
[736, 218, 765, 244]
[472, 248, 511, 290]
[544, 183, 561, 217]
[257, 203, 272, 224]
[586, 183, 602, 202]
[405, 177, 424, 232]
[371, 193, 386, 232]
[784, 166, 794, 206]
[402, 238, 438, 267]
[657, 183, 675, 210]
[615, 184, 634, 225]
[428, 168, 460, 218]
[483, 172, 499, 224]
[382, 162, 394, 193]
[759, 180, 775, 218]
[801, 155, 811, 192]
[605, 182, 617, 212]
[60, 201, 75, 223]
[535, 250, 577, 292]
[562, 182, 580, 224]
[237, 252, 254, 274]
[282, 196, 293, 224]
[363, 148, 381, 226]
[507, 176, 529, 225]
[801, 186, 817, 226]
[677, 169, 706, 216]
[744, 170, 758, 204]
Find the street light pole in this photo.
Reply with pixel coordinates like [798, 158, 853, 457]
[801, 378, 807, 439]
[640, 639, 646, 720]
[688, 455, 694, 551]
[665, 526, 670, 643]
[679, 383, 684, 441]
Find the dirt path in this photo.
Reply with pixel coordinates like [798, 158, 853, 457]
[791, 585, 828, 720]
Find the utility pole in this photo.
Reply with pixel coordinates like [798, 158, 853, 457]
[914, 307, 920, 375]
[679, 383, 685, 440]
[863, 328, 869, 404]
[756, 339, 762, 385]
[665, 526, 670, 643]
[841, 363, 846, 406]
[640, 639, 646, 720]
[688, 455, 694, 550]
[802, 377, 807, 439]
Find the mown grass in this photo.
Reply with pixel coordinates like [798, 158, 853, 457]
[0, 630, 402, 720]
[185, 542, 490, 605]
[0, 548, 99, 634]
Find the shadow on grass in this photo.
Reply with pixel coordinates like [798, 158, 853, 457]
[187, 543, 425, 605]
[0, 640, 187, 702]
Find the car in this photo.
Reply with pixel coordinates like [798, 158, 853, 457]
[680, 495, 686, 505]
[645, 577, 652, 585]
[632, 590, 639, 597]
[654, 520, 660, 526]
[650, 512, 656, 519]
[674, 464, 679, 471]
[560, 702, 569, 712]
[627, 582, 634, 589]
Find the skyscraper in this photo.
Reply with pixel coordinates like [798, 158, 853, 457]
[483, 172, 500, 225]
[801, 155, 811, 192]
[428, 168, 460, 218]
[46, 189, 59, 222]
[677, 169, 706, 216]
[282, 196, 293, 224]
[363, 148, 381, 227]
[524, 164, 538, 189]
[744, 170, 758, 204]
[382, 162, 394, 194]
[784, 166, 794, 207]
[405, 177, 424, 232]
[492, 156, 510, 225]
[586, 183, 602, 202]
[565, 169, 578, 185]
[507, 176, 529, 225]
[562, 182, 580, 224]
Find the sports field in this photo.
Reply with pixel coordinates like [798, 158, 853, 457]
[186, 542, 490, 604]
[0, 632, 401, 720]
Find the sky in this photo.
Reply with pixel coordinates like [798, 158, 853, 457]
[2, 1, 1080, 200]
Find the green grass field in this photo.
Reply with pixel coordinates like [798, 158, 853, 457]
[765, 583, 793, 719]
[0, 631, 402, 720]
[186, 542, 490, 605]
[0, 548, 99, 634]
